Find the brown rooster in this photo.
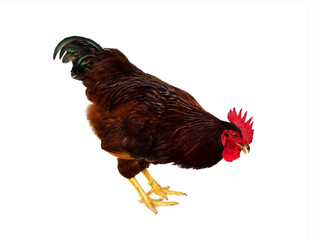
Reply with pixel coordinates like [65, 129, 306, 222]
[53, 36, 254, 214]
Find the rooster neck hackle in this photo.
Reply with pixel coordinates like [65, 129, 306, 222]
[166, 114, 229, 169]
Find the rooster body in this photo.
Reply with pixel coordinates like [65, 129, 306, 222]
[54, 36, 254, 213]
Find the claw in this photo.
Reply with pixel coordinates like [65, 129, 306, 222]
[138, 197, 179, 213]
[147, 185, 187, 200]
[127, 169, 187, 214]
[128, 178, 179, 214]
[139, 198, 164, 203]
[142, 169, 187, 200]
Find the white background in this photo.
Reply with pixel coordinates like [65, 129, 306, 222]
[0, 1, 311, 240]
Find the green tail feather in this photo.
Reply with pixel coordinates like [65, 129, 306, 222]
[53, 36, 102, 79]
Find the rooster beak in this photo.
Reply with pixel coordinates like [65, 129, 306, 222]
[236, 143, 250, 154]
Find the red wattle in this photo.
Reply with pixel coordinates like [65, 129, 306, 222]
[222, 146, 241, 162]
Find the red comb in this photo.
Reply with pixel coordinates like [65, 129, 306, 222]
[227, 108, 254, 144]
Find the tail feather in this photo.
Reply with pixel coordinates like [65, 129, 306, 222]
[53, 36, 103, 79]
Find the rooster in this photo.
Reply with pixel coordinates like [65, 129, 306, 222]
[53, 36, 254, 214]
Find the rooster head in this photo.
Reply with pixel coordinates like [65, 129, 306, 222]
[221, 108, 254, 162]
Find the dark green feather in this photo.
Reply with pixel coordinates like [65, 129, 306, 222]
[75, 55, 94, 66]
[62, 52, 76, 63]
[53, 37, 76, 60]
[53, 36, 103, 79]
[53, 36, 102, 60]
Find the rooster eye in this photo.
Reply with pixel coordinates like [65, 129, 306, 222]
[232, 133, 237, 138]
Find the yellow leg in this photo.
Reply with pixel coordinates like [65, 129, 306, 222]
[128, 177, 178, 214]
[141, 169, 187, 200]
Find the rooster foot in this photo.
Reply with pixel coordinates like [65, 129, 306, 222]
[147, 185, 187, 200]
[138, 197, 179, 213]
[142, 169, 187, 200]
[128, 177, 178, 214]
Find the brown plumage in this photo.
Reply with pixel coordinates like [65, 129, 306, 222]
[54, 36, 254, 214]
